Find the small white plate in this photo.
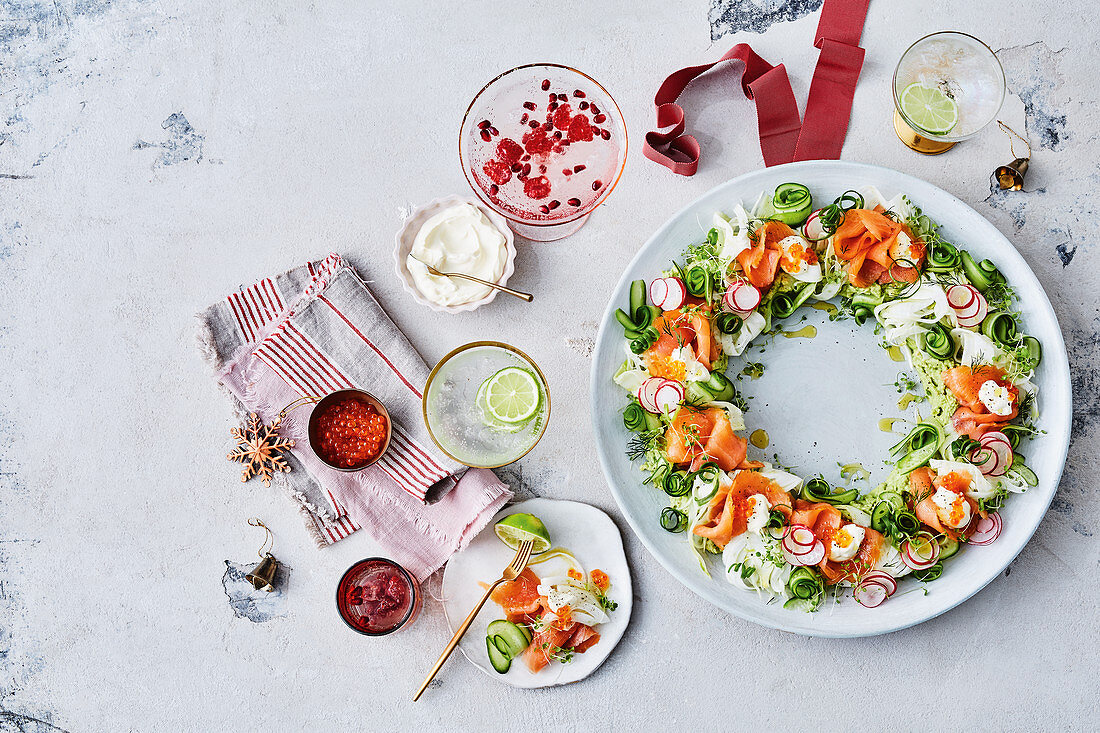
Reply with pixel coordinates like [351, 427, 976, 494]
[393, 194, 516, 314]
[441, 498, 632, 688]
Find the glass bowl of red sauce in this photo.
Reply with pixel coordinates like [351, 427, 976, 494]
[308, 389, 391, 471]
[336, 558, 422, 635]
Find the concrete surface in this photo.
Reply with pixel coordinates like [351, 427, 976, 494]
[1, 1, 1098, 730]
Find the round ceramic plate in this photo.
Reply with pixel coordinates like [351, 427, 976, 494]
[589, 160, 1072, 638]
[441, 498, 632, 687]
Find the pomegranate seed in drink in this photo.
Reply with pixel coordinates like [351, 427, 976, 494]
[538, 164, 546, 173]
[541, 79, 550, 91]
[522, 163, 532, 176]
[488, 126, 499, 136]
[568, 197, 581, 206]
[520, 113, 529, 124]
[553, 131, 562, 139]
[579, 101, 589, 110]
[563, 168, 572, 176]
[529, 120, 539, 128]
[601, 129, 611, 140]
[549, 101, 558, 111]
[593, 114, 607, 124]
[557, 93, 568, 101]
[573, 89, 586, 98]
[480, 129, 492, 142]
[478, 120, 491, 129]
[489, 184, 499, 195]
[548, 199, 560, 210]
[590, 103, 601, 115]
[523, 101, 537, 110]
[548, 93, 556, 103]
[510, 162, 521, 172]
[543, 121, 553, 130]
[592, 180, 603, 190]
[539, 204, 549, 214]
[573, 164, 586, 173]
[521, 153, 531, 161]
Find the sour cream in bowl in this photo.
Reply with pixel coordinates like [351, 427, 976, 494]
[395, 196, 516, 313]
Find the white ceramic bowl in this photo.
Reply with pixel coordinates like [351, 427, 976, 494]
[394, 194, 517, 314]
[590, 160, 1072, 637]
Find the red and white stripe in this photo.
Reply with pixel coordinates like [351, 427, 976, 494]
[253, 319, 451, 501]
[226, 278, 285, 344]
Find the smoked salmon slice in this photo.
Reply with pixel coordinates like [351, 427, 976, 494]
[737, 221, 790, 289]
[832, 208, 925, 287]
[942, 365, 1019, 439]
[909, 466, 980, 540]
[665, 407, 752, 472]
[692, 470, 794, 548]
[525, 626, 574, 672]
[791, 499, 885, 583]
[489, 567, 543, 622]
[566, 624, 600, 654]
[643, 307, 718, 376]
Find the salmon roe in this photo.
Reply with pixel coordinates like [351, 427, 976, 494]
[315, 396, 388, 469]
[590, 569, 610, 591]
[938, 471, 971, 495]
[644, 352, 687, 382]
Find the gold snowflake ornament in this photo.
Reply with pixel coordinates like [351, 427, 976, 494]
[227, 413, 295, 487]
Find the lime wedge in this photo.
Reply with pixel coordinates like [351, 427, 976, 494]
[495, 513, 551, 554]
[899, 82, 959, 135]
[481, 367, 541, 424]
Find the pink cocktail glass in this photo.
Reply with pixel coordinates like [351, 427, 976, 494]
[460, 63, 627, 242]
[336, 558, 421, 636]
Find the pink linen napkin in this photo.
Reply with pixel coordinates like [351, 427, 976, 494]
[197, 253, 512, 580]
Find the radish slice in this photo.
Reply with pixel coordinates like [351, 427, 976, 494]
[971, 431, 1013, 477]
[661, 277, 687, 310]
[860, 571, 897, 596]
[854, 581, 888, 608]
[653, 380, 684, 413]
[787, 526, 817, 548]
[968, 512, 1002, 546]
[798, 541, 826, 566]
[946, 284, 977, 310]
[802, 209, 826, 240]
[946, 284, 988, 327]
[637, 377, 664, 413]
[901, 537, 940, 570]
[782, 542, 824, 567]
[724, 281, 761, 312]
[968, 445, 1001, 476]
[649, 278, 668, 309]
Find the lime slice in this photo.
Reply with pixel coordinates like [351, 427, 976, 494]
[495, 513, 551, 554]
[481, 367, 541, 424]
[899, 82, 959, 135]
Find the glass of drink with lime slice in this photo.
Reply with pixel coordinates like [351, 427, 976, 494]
[423, 341, 550, 468]
[892, 31, 1005, 154]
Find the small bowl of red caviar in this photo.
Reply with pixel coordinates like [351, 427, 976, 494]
[308, 389, 391, 471]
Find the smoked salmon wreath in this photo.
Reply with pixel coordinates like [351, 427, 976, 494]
[614, 184, 1041, 611]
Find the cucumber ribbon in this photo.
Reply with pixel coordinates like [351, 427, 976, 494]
[801, 476, 859, 506]
[770, 183, 813, 226]
[890, 421, 945, 473]
[623, 402, 660, 433]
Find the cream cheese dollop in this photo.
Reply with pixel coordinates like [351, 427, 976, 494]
[406, 203, 507, 306]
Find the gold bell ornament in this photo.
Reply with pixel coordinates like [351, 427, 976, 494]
[244, 518, 280, 592]
[993, 121, 1032, 191]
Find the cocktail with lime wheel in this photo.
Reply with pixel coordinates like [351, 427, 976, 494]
[423, 342, 550, 468]
[893, 31, 1005, 154]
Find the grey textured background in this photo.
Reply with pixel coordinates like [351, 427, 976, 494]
[1, 1, 1097, 731]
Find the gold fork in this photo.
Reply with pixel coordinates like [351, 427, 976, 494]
[409, 255, 534, 302]
[413, 539, 534, 701]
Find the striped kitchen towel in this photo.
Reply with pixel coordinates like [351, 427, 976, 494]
[197, 253, 512, 579]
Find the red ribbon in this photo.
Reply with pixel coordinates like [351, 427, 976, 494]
[644, 0, 871, 174]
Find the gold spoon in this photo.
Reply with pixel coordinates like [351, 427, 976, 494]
[409, 256, 533, 302]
